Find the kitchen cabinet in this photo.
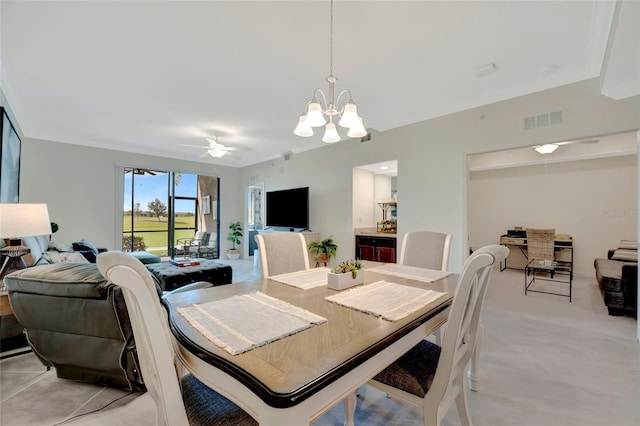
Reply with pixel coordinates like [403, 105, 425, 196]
[355, 235, 396, 263]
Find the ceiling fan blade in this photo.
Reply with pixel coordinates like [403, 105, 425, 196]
[556, 139, 600, 146]
[177, 144, 208, 149]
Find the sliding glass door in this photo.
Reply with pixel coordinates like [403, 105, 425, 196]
[123, 168, 219, 258]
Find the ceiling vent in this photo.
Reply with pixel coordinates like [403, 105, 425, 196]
[282, 151, 293, 161]
[523, 109, 565, 130]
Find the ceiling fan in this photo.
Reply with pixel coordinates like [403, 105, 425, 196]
[533, 138, 599, 154]
[177, 137, 238, 158]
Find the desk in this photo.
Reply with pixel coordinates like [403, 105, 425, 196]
[499, 234, 573, 272]
[163, 269, 455, 425]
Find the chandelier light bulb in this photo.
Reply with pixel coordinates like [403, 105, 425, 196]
[338, 102, 359, 128]
[305, 102, 327, 127]
[347, 116, 368, 138]
[294, 115, 314, 137]
[322, 121, 341, 143]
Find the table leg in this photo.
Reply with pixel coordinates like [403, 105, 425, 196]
[343, 392, 357, 426]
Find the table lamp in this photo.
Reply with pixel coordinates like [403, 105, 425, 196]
[0, 204, 52, 289]
[0, 203, 52, 247]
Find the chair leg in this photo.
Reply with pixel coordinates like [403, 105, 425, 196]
[467, 321, 483, 391]
[454, 375, 473, 426]
[343, 392, 357, 426]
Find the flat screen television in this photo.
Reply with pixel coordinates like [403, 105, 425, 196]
[266, 187, 309, 230]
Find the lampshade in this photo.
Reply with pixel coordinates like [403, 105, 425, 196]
[322, 122, 341, 143]
[347, 117, 368, 138]
[338, 102, 359, 128]
[305, 102, 327, 127]
[0, 203, 52, 239]
[293, 115, 314, 137]
[534, 144, 559, 154]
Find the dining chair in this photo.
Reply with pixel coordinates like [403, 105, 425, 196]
[255, 232, 310, 277]
[399, 231, 453, 271]
[97, 251, 256, 426]
[346, 244, 508, 426]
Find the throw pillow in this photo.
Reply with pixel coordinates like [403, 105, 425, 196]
[43, 251, 90, 264]
[72, 239, 99, 257]
[611, 249, 638, 262]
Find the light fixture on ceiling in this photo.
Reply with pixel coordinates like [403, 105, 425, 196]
[293, 0, 367, 143]
[534, 144, 559, 154]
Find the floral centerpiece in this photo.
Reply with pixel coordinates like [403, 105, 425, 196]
[328, 259, 363, 290]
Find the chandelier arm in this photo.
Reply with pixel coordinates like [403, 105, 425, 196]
[335, 89, 354, 113]
[313, 88, 329, 111]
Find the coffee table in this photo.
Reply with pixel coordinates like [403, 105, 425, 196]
[145, 259, 232, 291]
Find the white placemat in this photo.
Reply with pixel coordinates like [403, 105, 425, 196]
[325, 280, 446, 321]
[178, 292, 327, 355]
[367, 263, 452, 283]
[270, 267, 331, 289]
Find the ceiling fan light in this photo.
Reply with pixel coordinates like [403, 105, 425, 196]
[338, 102, 359, 128]
[322, 122, 341, 143]
[305, 102, 327, 127]
[208, 147, 226, 158]
[347, 117, 368, 138]
[294, 115, 314, 137]
[534, 144, 559, 154]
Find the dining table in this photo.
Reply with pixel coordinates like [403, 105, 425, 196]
[162, 264, 457, 425]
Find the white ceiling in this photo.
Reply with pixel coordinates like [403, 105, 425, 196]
[1, 1, 638, 168]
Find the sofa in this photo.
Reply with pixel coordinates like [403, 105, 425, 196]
[594, 240, 637, 317]
[4, 262, 148, 390]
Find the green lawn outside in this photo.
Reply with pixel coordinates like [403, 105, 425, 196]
[123, 215, 197, 253]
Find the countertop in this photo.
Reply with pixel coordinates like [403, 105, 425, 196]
[354, 228, 398, 238]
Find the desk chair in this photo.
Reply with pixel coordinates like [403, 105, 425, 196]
[525, 228, 556, 274]
[97, 252, 256, 426]
[346, 245, 508, 426]
[399, 231, 453, 271]
[255, 232, 310, 277]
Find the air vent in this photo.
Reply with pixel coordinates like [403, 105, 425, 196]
[523, 109, 565, 130]
[282, 151, 293, 161]
[360, 133, 372, 143]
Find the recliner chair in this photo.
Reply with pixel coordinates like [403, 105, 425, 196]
[4, 262, 147, 390]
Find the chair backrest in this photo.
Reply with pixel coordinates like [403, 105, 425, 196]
[255, 232, 310, 277]
[206, 231, 217, 247]
[193, 230, 208, 244]
[97, 251, 189, 425]
[429, 244, 508, 404]
[399, 231, 453, 271]
[526, 228, 555, 262]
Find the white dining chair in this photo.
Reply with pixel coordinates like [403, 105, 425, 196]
[97, 251, 256, 426]
[255, 232, 310, 277]
[399, 231, 453, 271]
[346, 244, 508, 426]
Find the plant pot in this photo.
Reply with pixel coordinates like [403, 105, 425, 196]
[227, 251, 240, 260]
[327, 271, 363, 291]
[315, 253, 329, 266]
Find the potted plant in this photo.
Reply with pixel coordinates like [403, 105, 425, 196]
[328, 259, 363, 290]
[226, 221, 243, 260]
[307, 236, 338, 266]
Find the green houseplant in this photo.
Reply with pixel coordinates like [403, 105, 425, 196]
[307, 236, 338, 265]
[226, 221, 243, 260]
[328, 259, 363, 290]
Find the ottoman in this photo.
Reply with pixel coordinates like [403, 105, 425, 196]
[129, 251, 162, 264]
[145, 260, 232, 291]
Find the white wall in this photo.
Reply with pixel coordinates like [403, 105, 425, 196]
[469, 155, 637, 275]
[240, 79, 640, 273]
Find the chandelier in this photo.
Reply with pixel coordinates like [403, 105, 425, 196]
[294, 0, 367, 143]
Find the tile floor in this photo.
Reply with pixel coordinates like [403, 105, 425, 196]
[1, 259, 638, 426]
